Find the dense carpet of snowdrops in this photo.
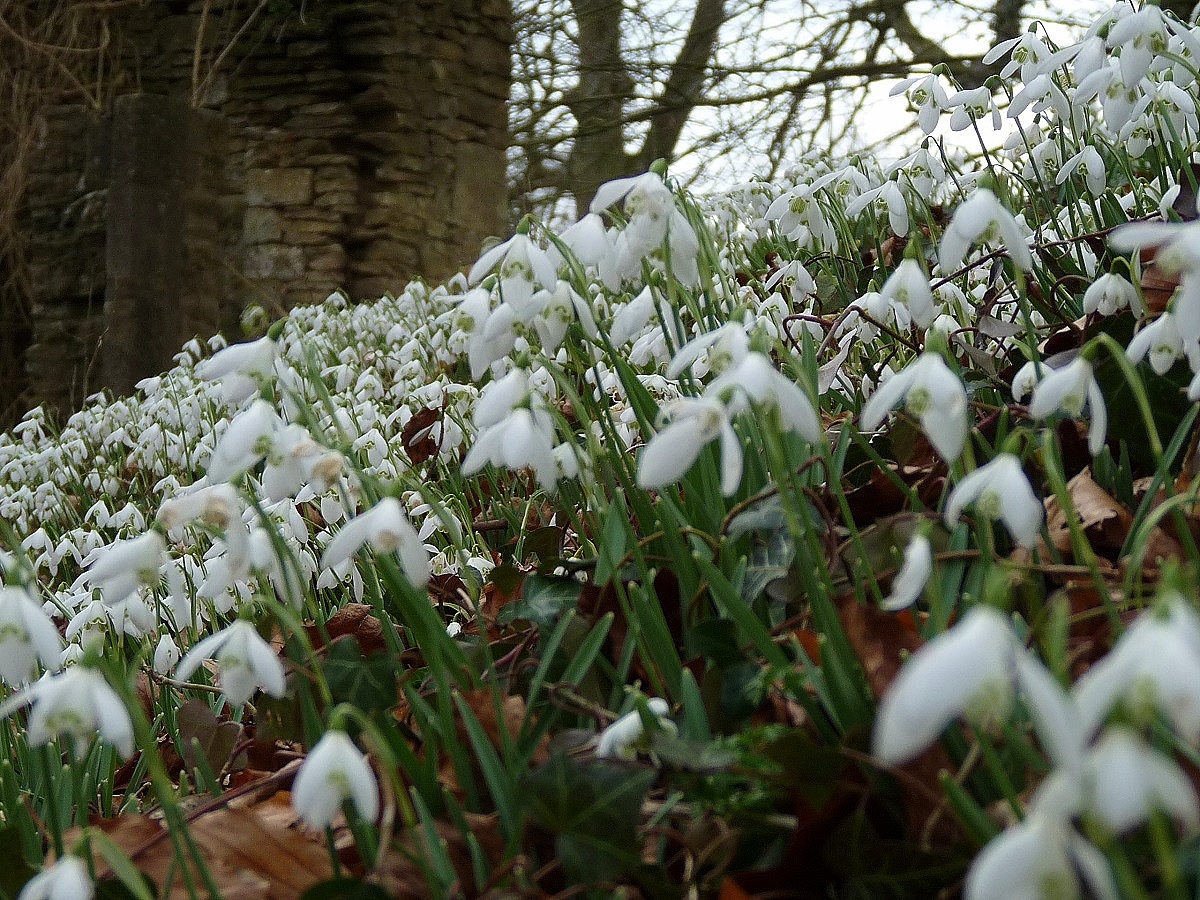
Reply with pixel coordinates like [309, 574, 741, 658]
[11, 2, 1200, 896]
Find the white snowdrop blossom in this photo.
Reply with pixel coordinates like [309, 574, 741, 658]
[1127, 312, 1186, 374]
[983, 29, 1079, 83]
[1082, 272, 1141, 317]
[860, 352, 968, 462]
[468, 231, 558, 316]
[292, 730, 379, 829]
[0, 666, 134, 758]
[174, 619, 286, 707]
[462, 402, 560, 492]
[945, 453, 1043, 547]
[1028, 356, 1107, 456]
[964, 816, 1116, 900]
[844, 180, 910, 238]
[881, 533, 932, 612]
[320, 497, 431, 588]
[153, 634, 180, 675]
[158, 482, 243, 534]
[873, 606, 1082, 770]
[1010, 359, 1041, 404]
[591, 172, 700, 286]
[879, 258, 936, 328]
[17, 855, 94, 900]
[638, 397, 741, 496]
[765, 184, 839, 251]
[553, 213, 612, 268]
[596, 697, 674, 759]
[1057, 145, 1107, 198]
[1033, 727, 1199, 836]
[946, 85, 1002, 132]
[196, 335, 278, 405]
[939, 188, 1033, 273]
[205, 399, 284, 482]
[704, 352, 822, 444]
[0, 586, 64, 686]
[84, 531, 168, 607]
[1073, 595, 1200, 741]
[890, 73, 949, 134]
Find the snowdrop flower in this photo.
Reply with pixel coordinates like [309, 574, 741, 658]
[196, 334, 277, 405]
[765, 184, 839, 251]
[529, 281, 599, 352]
[174, 619, 286, 707]
[844, 180, 910, 238]
[889, 146, 946, 197]
[0, 666, 134, 758]
[462, 403, 560, 493]
[1033, 727, 1199, 835]
[153, 634, 180, 675]
[0, 586, 63, 686]
[17, 855, 94, 900]
[552, 212, 612, 269]
[945, 453, 1043, 547]
[704, 352, 822, 444]
[638, 397, 741, 496]
[873, 606, 1081, 770]
[860, 352, 967, 462]
[945, 85, 1002, 132]
[1106, 4, 1168, 86]
[890, 73, 949, 134]
[1010, 359, 1042, 403]
[879, 258, 936, 328]
[468, 231, 557, 316]
[84, 531, 167, 607]
[157, 483, 243, 534]
[1082, 272, 1140, 318]
[1073, 595, 1200, 741]
[1028, 356, 1107, 456]
[262, 425, 343, 502]
[1057, 145, 1107, 199]
[939, 188, 1033, 273]
[881, 533, 932, 612]
[292, 730, 379, 829]
[964, 816, 1116, 900]
[320, 497, 431, 588]
[983, 29, 1079, 83]
[591, 172, 699, 286]
[1127, 312, 1186, 374]
[206, 399, 283, 483]
[596, 697, 673, 759]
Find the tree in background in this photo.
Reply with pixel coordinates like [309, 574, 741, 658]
[509, 0, 1121, 219]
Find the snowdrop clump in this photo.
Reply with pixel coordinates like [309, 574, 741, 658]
[9, 2, 1200, 893]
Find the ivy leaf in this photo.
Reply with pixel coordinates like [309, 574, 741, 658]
[324, 637, 397, 714]
[521, 753, 655, 884]
[0, 825, 36, 899]
[499, 574, 581, 627]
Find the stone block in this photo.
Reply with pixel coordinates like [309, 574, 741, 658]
[245, 244, 305, 280]
[282, 217, 341, 245]
[243, 207, 282, 243]
[314, 191, 358, 210]
[246, 168, 314, 205]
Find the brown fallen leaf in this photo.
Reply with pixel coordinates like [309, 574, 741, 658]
[1042, 468, 1179, 565]
[78, 804, 333, 899]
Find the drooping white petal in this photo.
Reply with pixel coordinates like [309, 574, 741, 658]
[872, 607, 1016, 765]
[880, 534, 932, 612]
[293, 730, 380, 830]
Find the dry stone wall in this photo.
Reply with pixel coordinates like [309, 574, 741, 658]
[22, 0, 512, 411]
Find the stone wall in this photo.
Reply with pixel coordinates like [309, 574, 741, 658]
[20, 0, 512, 414]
